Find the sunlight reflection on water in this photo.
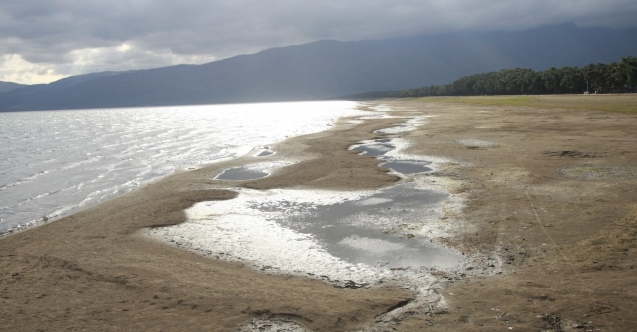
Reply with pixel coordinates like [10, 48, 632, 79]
[0, 101, 364, 233]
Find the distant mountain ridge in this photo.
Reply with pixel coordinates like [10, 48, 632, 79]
[0, 81, 25, 94]
[1, 22, 636, 111]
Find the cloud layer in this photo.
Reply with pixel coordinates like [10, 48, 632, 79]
[2, 0, 636, 84]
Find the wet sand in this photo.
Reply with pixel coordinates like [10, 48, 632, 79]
[2, 95, 637, 331]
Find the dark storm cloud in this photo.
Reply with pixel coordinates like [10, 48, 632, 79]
[1, 0, 636, 83]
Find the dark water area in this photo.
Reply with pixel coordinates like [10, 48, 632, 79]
[255, 146, 274, 157]
[216, 167, 268, 181]
[381, 161, 432, 174]
[255, 184, 463, 269]
[353, 139, 432, 175]
[257, 150, 274, 157]
[352, 140, 395, 157]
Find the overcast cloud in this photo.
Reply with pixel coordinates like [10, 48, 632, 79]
[1, 0, 636, 84]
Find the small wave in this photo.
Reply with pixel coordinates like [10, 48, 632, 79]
[0, 170, 50, 192]
[0, 185, 76, 211]
[58, 156, 102, 171]
[0, 156, 102, 193]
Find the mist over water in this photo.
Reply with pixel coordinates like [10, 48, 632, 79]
[0, 101, 363, 233]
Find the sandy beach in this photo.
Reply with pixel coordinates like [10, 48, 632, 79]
[2, 95, 637, 331]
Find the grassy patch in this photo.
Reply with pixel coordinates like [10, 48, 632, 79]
[430, 96, 538, 107]
[573, 204, 637, 256]
[420, 95, 637, 114]
[558, 165, 637, 180]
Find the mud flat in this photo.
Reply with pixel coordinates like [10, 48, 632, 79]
[2, 95, 637, 331]
[382, 95, 637, 331]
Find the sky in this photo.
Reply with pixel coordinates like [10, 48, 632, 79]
[1, 0, 636, 85]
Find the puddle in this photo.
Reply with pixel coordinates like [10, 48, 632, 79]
[259, 184, 461, 269]
[375, 138, 392, 143]
[255, 146, 275, 157]
[352, 139, 395, 157]
[257, 150, 274, 157]
[215, 161, 289, 181]
[352, 138, 435, 175]
[144, 183, 463, 286]
[215, 167, 269, 181]
[381, 161, 432, 174]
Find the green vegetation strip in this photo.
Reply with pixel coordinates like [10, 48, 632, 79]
[424, 96, 637, 114]
[342, 56, 636, 105]
[431, 96, 538, 107]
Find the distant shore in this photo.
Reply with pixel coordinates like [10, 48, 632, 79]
[2, 95, 637, 331]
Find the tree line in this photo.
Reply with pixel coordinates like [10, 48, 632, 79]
[347, 56, 637, 99]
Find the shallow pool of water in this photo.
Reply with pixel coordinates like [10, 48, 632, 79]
[260, 184, 460, 269]
[352, 140, 395, 157]
[215, 167, 269, 180]
[257, 150, 274, 157]
[145, 182, 464, 284]
[381, 160, 432, 174]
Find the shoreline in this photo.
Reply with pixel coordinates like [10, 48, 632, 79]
[0, 107, 424, 331]
[2, 96, 637, 331]
[0, 100, 364, 237]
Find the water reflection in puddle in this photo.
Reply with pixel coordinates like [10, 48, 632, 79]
[251, 184, 462, 269]
[381, 161, 432, 174]
[352, 139, 432, 175]
[256, 146, 274, 157]
[216, 167, 268, 180]
[146, 183, 463, 284]
[352, 142, 395, 157]
[257, 150, 274, 157]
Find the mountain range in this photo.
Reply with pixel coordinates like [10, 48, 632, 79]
[0, 81, 25, 94]
[1, 22, 636, 111]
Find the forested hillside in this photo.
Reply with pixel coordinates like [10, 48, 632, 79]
[346, 56, 637, 99]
